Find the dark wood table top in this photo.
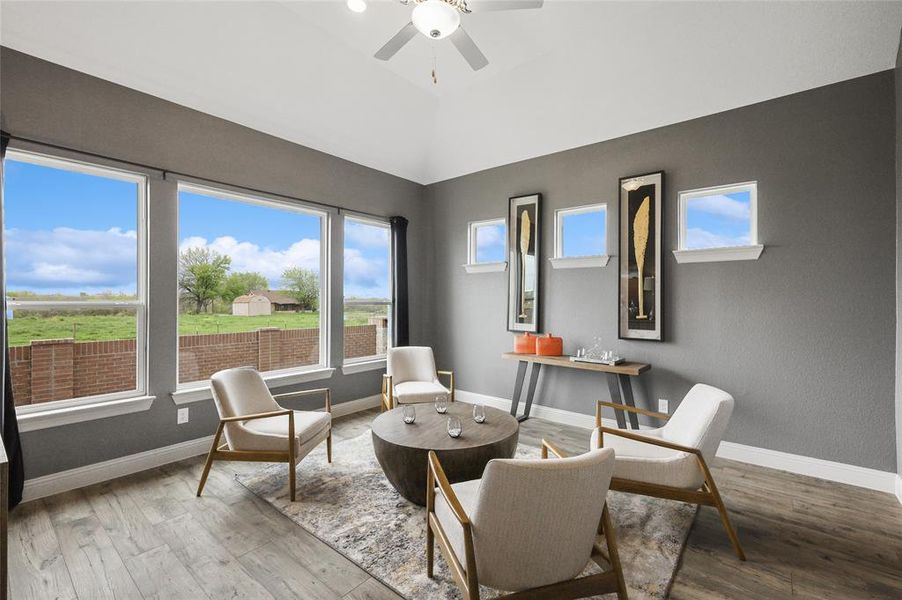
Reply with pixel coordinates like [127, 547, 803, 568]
[371, 403, 518, 451]
[501, 352, 651, 377]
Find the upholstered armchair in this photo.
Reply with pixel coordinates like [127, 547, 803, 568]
[426, 441, 628, 600]
[381, 346, 454, 411]
[592, 383, 745, 560]
[196, 367, 332, 502]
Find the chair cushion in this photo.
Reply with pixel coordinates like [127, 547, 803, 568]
[590, 427, 704, 489]
[393, 381, 449, 405]
[228, 410, 331, 455]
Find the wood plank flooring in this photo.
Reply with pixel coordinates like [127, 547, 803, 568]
[9, 408, 902, 599]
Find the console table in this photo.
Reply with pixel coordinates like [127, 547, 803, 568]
[501, 352, 651, 429]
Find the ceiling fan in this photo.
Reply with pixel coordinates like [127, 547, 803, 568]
[374, 0, 544, 71]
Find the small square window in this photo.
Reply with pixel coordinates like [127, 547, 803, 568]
[675, 182, 763, 263]
[465, 219, 507, 272]
[550, 204, 609, 268]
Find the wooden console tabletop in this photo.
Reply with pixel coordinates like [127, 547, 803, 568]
[501, 352, 652, 428]
[501, 352, 650, 377]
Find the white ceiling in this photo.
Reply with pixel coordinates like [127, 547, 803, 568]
[2, 1, 901, 184]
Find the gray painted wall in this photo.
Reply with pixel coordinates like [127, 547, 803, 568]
[0, 48, 432, 478]
[896, 33, 902, 478]
[426, 71, 897, 472]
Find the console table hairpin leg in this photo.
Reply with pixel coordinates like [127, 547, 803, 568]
[509, 360, 542, 422]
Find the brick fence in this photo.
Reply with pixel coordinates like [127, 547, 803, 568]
[11, 324, 379, 407]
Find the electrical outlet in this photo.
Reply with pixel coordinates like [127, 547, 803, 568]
[177, 407, 189, 425]
[658, 399, 669, 414]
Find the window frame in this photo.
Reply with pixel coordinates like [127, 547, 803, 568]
[342, 213, 393, 366]
[4, 148, 150, 415]
[550, 203, 610, 269]
[674, 181, 764, 264]
[174, 181, 332, 389]
[464, 218, 507, 273]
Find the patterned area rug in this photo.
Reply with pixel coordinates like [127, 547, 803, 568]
[236, 432, 696, 599]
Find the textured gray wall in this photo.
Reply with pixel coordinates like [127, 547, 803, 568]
[896, 34, 902, 477]
[0, 48, 431, 478]
[426, 71, 897, 472]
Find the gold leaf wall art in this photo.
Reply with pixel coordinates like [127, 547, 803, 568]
[633, 196, 650, 319]
[518, 209, 531, 319]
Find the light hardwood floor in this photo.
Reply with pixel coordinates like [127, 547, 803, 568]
[9, 408, 902, 599]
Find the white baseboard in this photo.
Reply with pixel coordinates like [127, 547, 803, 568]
[22, 393, 382, 503]
[458, 389, 901, 501]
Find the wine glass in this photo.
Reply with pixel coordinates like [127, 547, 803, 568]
[473, 403, 486, 424]
[447, 416, 462, 438]
[402, 405, 416, 424]
[435, 395, 448, 414]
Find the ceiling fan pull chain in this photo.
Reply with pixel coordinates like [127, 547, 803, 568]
[432, 43, 438, 84]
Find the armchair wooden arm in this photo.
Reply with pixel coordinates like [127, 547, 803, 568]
[595, 400, 669, 429]
[219, 409, 292, 423]
[427, 451, 470, 525]
[273, 388, 332, 413]
[541, 438, 569, 459]
[436, 370, 455, 402]
[426, 450, 478, 594]
[595, 425, 701, 455]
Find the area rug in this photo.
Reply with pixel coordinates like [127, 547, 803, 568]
[236, 432, 696, 599]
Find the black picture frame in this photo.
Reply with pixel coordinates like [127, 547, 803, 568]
[618, 172, 664, 341]
[507, 193, 541, 333]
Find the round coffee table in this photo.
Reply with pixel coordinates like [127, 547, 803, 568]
[371, 403, 519, 506]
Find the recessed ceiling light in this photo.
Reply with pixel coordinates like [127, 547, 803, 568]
[347, 0, 367, 13]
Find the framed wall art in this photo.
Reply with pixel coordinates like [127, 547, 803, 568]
[618, 172, 663, 341]
[507, 193, 541, 332]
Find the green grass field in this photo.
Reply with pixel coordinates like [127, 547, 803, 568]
[7, 311, 377, 346]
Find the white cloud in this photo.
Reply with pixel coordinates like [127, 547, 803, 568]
[5, 227, 138, 294]
[180, 235, 321, 285]
[688, 194, 750, 220]
[345, 221, 389, 248]
[476, 224, 505, 248]
[344, 248, 389, 298]
[685, 228, 750, 250]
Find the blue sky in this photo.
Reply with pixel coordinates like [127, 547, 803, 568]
[3, 158, 390, 299]
[562, 209, 606, 257]
[685, 190, 752, 249]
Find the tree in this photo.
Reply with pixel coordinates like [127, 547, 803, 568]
[281, 267, 319, 311]
[178, 247, 231, 313]
[221, 272, 269, 304]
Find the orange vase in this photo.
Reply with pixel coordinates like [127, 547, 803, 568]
[536, 333, 563, 357]
[514, 333, 537, 354]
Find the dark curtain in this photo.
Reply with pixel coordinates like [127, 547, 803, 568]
[0, 131, 25, 509]
[389, 216, 409, 347]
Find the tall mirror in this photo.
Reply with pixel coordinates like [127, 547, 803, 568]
[507, 193, 541, 332]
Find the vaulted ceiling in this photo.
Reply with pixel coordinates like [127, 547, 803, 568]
[2, 1, 901, 184]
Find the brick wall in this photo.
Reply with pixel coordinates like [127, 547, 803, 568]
[10, 325, 377, 406]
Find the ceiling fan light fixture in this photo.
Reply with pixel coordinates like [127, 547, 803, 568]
[347, 0, 367, 13]
[412, 0, 461, 40]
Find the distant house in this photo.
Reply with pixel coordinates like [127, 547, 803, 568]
[232, 293, 271, 316]
[231, 290, 301, 316]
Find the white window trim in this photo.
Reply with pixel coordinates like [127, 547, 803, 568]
[6, 149, 150, 421]
[172, 366, 336, 405]
[674, 181, 764, 264]
[463, 218, 507, 273]
[343, 215, 393, 364]
[341, 358, 386, 375]
[550, 203, 609, 269]
[175, 182, 332, 387]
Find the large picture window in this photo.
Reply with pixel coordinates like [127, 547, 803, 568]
[343, 216, 391, 362]
[3, 150, 147, 410]
[177, 184, 327, 385]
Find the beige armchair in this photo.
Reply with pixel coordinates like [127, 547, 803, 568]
[196, 367, 332, 502]
[593, 383, 745, 560]
[381, 346, 454, 411]
[426, 441, 627, 600]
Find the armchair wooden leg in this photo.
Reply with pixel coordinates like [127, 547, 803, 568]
[601, 504, 628, 600]
[288, 414, 297, 503]
[326, 432, 333, 464]
[710, 484, 745, 561]
[426, 523, 435, 578]
[196, 423, 224, 497]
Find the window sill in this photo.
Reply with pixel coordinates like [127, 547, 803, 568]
[171, 367, 336, 405]
[17, 395, 156, 433]
[673, 245, 764, 264]
[341, 359, 387, 375]
[549, 255, 610, 269]
[463, 262, 507, 273]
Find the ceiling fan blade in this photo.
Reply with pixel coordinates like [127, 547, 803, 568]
[468, 0, 543, 12]
[374, 22, 417, 61]
[450, 27, 489, 71]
